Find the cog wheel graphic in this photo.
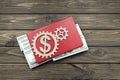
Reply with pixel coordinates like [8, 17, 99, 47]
[55, 26, 69, 41]
[31, 31, 59, 58]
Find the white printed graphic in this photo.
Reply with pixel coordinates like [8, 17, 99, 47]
[55, 27, 68, 41]
[32, 31, 58, 58]
[31, 27, 68, 58]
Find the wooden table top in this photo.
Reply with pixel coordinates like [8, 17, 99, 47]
[0, 0, 120, 79]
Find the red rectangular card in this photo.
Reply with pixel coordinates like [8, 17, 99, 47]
[27, 16, 83, 63]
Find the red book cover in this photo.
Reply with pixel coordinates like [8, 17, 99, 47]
[27, 16, 83, 63]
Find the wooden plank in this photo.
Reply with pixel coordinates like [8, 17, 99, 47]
[0, 64, 120, 79]
[0, 14, 120, 30]
[0, 47, 120, 63]
[0, 30, 119, 47]
[0, 0, 120, 13]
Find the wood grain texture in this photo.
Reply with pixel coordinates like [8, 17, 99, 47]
[0, 0, 120, 79]
[0, 0, 120, 13]
[0, 14, 120, 30]
[0, 30, 120, 47]
[0, 64, 120, 79]
[0, 47, 120, 64]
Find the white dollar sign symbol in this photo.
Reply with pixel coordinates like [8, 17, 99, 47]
[40, 34, 51, 54]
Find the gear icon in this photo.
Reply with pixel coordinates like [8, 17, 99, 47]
[55, 26, 69, 41]
[31, 31, 59, 58]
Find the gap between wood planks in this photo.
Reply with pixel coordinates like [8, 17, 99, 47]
[0, 47, 120, 64]
[0, 14, 120, 30]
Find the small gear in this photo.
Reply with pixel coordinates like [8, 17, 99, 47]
[31, 31, 59, 58]
[55, 26, 69, 41]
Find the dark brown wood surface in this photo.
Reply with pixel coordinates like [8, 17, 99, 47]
[0, 0, 120, 13]
[0, 0, 120, 79]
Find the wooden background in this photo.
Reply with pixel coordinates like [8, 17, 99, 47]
[0, 0, 120, 79]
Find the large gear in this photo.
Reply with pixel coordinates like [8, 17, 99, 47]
[31, 31, 59, 58]
[55, 26, 69, 41]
